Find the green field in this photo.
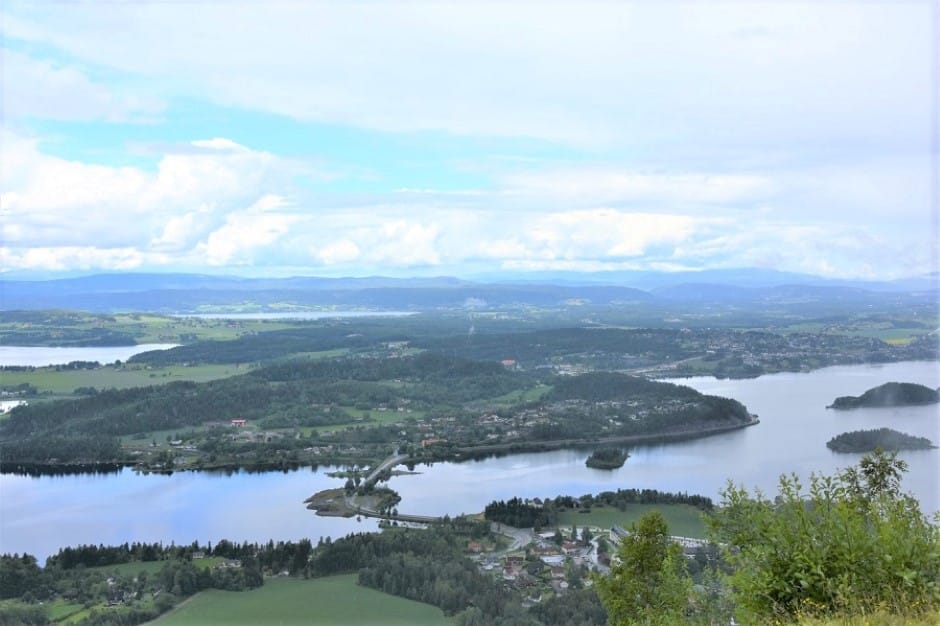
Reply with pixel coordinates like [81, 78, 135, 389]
[47, 599, 89, 623]
[777, 319, 932, 346]
[556, 503, 707, 539]
[87, 557, 226, 577]
[1, 364, 246, 396]
[310, 405, 424, 434]
[154, 575, 452, 626]
[0, 312, 307, 345]
[489, 384, 553, 406]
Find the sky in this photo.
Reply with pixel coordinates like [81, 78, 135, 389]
[1, 1, 937, 280]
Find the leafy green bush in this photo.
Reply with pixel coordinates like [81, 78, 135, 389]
[707, 451, 940, 623]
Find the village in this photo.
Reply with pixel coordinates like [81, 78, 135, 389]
[465, 515, 710, 606]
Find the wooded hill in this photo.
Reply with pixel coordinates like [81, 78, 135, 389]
[828, 382, 939, 409]
[0, 353, 751, 467]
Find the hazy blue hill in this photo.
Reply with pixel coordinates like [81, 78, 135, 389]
[1, 269, 935, 312]
[0, 277, 653, 312]
[828, 382, 940, 410]
[472, 267, 939, 291]
[652, 283, 880, 304]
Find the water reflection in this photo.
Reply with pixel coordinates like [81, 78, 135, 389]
[1, 360, 936, 563]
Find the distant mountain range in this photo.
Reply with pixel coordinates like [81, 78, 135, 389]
[0, 269, 936, 313]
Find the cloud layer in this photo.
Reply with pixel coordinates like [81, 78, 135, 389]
[1, 2, 935, 279]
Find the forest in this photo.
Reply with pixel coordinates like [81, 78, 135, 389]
[826, 427, 935, 452]
[828, 381, 940, 409]
[0, 351, 753, 470]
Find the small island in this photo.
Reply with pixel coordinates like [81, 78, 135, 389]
[827, 382, 939, 410]
[585, 447, 629, 469]
[826, 428, 936, 453]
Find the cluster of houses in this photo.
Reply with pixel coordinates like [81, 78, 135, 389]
[469, 529, 597, 600]
[467, 523, 711, 602]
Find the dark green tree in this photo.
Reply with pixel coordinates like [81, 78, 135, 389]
[594, 511, 691, 625]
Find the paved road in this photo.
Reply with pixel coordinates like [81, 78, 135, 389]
[491, 523, 533, 556]
[364, 453, 408, 485]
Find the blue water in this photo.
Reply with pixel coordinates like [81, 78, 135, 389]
[1, 360, 937, 563]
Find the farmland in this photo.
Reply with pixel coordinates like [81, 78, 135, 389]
[154, 574, 452, 625]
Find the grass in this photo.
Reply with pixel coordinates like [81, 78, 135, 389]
[46, 599, 87, 623]
[0, 312, 306, 346]
[309, 406, 424, 434]
[279, 348, 351, 361]
[1, 364, 247, 395]
[87, 557, 226, 577]
[556, 503, 708, 539]
[153, 574, 452, 625]
[795, 611, 940, 626]
[777, 319, 929, 347]
[490, 384, 553, 406]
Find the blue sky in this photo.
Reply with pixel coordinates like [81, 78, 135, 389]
[1, 1, 936, 279]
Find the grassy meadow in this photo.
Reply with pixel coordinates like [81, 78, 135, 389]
[556, 502, 707, 539]
[1, 364, 245, 396]
[153, 575, 452, 626]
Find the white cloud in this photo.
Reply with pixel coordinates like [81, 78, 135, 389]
[475, 210, 697, 263]
[198, 210, 300, 267]
[0, 246, 158, 271]
[502, 171, 774, 208]
[314, 240, 361, 265]
[2, 2, 930, 151]
[0, 48, 163, 122]
[1, 131, 292, 251]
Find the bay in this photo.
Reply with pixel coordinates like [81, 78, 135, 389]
[390, 361, 939, 517]
[0, 468, 378, 563]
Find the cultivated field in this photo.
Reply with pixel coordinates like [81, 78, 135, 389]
[556, 502, 707, 539]
[153, 574, 452, 625]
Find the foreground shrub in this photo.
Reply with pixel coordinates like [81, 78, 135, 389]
[707, 451, 940, 623]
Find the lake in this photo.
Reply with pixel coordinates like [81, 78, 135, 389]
[1, 360, 937, 563]
[393, 360, 938, 518]
[0, 344, 179, 367]
[0, 468, 380, 563]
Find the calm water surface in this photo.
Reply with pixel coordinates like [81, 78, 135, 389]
[0, 468, 378, 563]
[391, 361, 939, 517]
[1, 361, 937, 562]
[0, 344, 178, 367]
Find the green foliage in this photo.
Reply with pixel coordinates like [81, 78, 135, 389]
[0, 601, 49, 626]
[528, 588, 607, 626]
[829, 382, 939, 410]
[0, 555, 44, 600]
[826, 428, 934, 453]
[594, 511, 692, 625]
[484, 497, 554, 528]
[706, 451, 940, 623]
[585, 447, 628, 469]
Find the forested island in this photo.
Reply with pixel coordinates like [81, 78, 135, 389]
[585, 447, 628, 469]
[826, 428, 936, 453]
[827, 382, 940, 409]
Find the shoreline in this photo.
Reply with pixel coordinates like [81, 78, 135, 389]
[1, 417, 760, 478]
